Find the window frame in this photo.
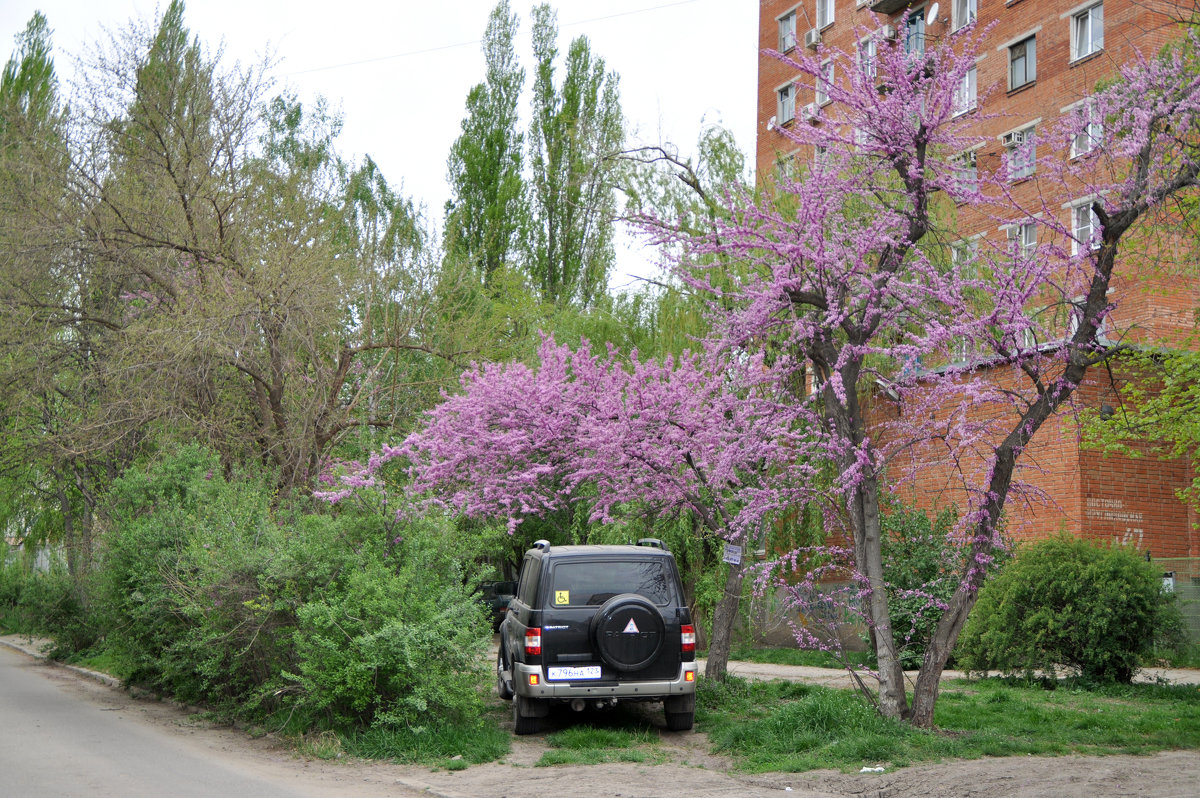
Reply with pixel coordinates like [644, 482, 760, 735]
[816, 58, 834, 107]
[952, 0, 977, 32]
[777, 81, 796, 125]
[1070, 100, 1103, 158]
[905, 8, 927, 58]
[1071, 2, 1104, 61]
[778, 9, 798, 52]
[816, 0, 835, 30]
[1007, 220, 1038, 261]
[954, 66, 977, 116]
[858, 35, 878, 81]
[1004, 125, 1037, 181]
[1071, 202, 1100, 255]
[1009, 36, 1036, 90]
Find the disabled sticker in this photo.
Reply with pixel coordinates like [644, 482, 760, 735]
[555, 590, 570, 605]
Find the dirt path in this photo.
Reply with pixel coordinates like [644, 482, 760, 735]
[4, 635, 1199, 798]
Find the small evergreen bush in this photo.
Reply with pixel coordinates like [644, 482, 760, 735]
[957, 534, 1183, 683]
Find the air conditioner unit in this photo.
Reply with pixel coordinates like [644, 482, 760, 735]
[1002, 130, 1027, 147]
[881, 24, 897, 41]
[767, 115, 777, 131]
[801, 102, 818, 123]
[804, 28, 822, 49]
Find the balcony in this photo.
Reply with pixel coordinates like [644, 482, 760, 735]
[870, 0, 914, 13]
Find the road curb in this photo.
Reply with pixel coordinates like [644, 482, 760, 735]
[0, 635, 122, 689]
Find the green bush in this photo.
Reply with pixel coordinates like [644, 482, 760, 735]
[957, 535, 1183, 683]
[879, 502, 962, 668]
[94, 444, 492, 729]
[286, 541, 489, 730]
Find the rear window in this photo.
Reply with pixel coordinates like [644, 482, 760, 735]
[549, 559, 674, 607]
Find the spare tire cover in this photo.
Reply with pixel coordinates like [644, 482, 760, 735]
[591, 593, 666, 672]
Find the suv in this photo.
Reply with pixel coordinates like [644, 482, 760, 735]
[496, 539, 697, 734]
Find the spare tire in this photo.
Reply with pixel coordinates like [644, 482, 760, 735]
[590, 593, 666, 672]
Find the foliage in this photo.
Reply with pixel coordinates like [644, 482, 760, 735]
[287, 543, 489, 730]
[957, 535, 1184, 682]
[526, 3, 623, 308]
[92, 445, 492, 729]
[536, 724, 661, 766]
[444, 0, 526, 286]
[879, 501, 965, 668]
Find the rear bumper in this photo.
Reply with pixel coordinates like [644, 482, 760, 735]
[513, 661, 697, 700]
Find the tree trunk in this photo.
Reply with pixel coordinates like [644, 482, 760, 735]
[852, 474, 909, 719]
[704, 555, 745, 681]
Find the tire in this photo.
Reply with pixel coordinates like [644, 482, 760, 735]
[496, 648, 514, 701]
[512, 693, 547, 735]
[590, 593, 666, 672]
[664, 694, 695, 731]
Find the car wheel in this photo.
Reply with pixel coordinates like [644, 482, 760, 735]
[590, 593, 666, 672]
[512, 693, 546, 735]
[496, 648, 514, 701]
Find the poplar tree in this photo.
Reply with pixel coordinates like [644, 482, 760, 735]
[526, 4, 623, 308]
[444, 0, 525, 287]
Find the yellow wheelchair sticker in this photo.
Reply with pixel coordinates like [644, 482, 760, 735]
[555, 590, 570, 605]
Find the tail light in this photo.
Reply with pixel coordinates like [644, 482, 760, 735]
[525, 627, 542, 656]
[680, 624, 696, 653]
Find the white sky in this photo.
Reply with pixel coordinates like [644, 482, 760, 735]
[0, 0, 758, 290]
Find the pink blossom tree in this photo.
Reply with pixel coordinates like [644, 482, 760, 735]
[389, 335, 821, 681]
[651, 19, 1200, 725]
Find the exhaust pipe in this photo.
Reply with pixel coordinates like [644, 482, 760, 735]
[569, 698, 587, 712]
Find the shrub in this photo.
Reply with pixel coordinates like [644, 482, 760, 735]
[878, 502, 962, 668]
[94, 444, 492, 729]
[957, 534, 1183, 683]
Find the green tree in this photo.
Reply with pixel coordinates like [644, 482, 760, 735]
[444, 0, 525, 288]
[526, 3, 623, 308]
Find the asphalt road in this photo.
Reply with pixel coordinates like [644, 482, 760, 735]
[0, 645, 423, 798]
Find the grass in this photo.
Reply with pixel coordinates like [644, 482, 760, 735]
[728, 644, 873, 670]
[696, 674, 1200, 773]
[341, 705, 511, 767]
[536, 723, 662, 766]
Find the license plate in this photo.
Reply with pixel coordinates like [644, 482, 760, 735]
[547, 665, 602, 680]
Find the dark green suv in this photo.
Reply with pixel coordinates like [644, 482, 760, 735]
[495, 539, 697, 734]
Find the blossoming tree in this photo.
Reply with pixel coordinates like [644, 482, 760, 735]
[658, 21, 1200, 725]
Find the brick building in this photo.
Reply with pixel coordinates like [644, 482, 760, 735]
[755, 0, 1200, 574]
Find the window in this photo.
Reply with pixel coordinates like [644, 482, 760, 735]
[1072, 203, 1100, 254]
[858, 37, 878, 80]
[905, 10, 926, 58]
[1005, 126, 1036, 181]
[1071, 101, 1103, 157]
[951, 238, 980, 278]
[779, 10, 797, 51]
[1007, 221, 1037, 261]
[778, 83, 796, 125]
[955, 66, 977, 115]
[953, 0, 977, 32]
[952, 150, 978, 194]
[1072, 3, 1104, 61]
[816, 0, 835, 30]
[816, 59, 834, 106]
[1009, 36, 1036, 90]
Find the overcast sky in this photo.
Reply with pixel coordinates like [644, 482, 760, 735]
[0, 0, 758, 289]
